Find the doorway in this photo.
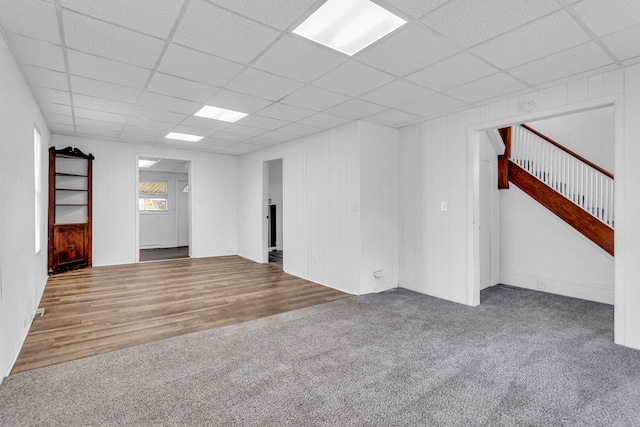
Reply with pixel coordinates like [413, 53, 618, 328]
[138, 157, 191, 262]
[265, 159, 283, 268]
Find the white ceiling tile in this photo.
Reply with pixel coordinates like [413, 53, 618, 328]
[227, 68, 303, 102]
[357, 24, 459, 76]
[179, 116, 229, 132]
[257, 103, 315, 122]
[218, 142, 266, 155]
[245, 137, 283, 146]
[74, 107, 128, 124]
[119, 132, 162, 144]
[70, 76, 141, 104]
[127, 117, 177, 132]
[138, 91, 200, 114]
[60, 0, 184, 38]
[206, 89, 272, 114]
[207, 0, 317, 30]
[158, 44, 244, 87]
[602, 24, 640, 61]
[471, 11, 591, 69]
[33, 87, 71, 105]
[325, 99, 387, 120]
[223, 124, 267, 137]
[380, 0, 449, 18]
[39, 102, 73, 116]
[572, 0, 640, 37]
[260, 130, 299, 142]
[146, 73, 218, 103]
[397, 93, 468, 117]
[67, 50, 150, 88]
[45, 113, 74, 126]
[405, 53, 498, 91]
[359, 80, 433, 108]
[9, 35, 65, 71]
[422, 0, 561, 47]
[314, 61, 395, 97]
[75, 118, 123, 131]
[509, 42, 613, 86]
[0, 1, 60, 43]
[444, 73, 528, 104]
[252, 35, 347, 83]
[236, 115, 288, 131]
[23, 66, 69, 91]
[282, 86, 349, 111]
[363, 109, 421, 127]
[297, 112, 352, 129]
[195, 137, 234, 148]
[62, 11, 164, 68]
[173, 0, 279, 63]
[73, 94, 134, 115]
[277, 122, 322, 136]
[76, 126, 120, 139]
[211, 131, 250, 142]
[130, 106, 187, 124]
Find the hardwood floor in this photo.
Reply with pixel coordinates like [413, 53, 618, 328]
[12, 256, 351, 374]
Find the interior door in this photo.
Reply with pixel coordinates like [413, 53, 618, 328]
[479, 159, 492, 289]
[177, 180, 189, 247]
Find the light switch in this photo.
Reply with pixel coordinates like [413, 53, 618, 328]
[440, 201, 448, 212]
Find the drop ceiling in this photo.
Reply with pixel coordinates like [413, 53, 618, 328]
[0, 0, 638, 155]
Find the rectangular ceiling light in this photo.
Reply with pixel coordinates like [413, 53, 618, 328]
[194, 105, 248, 123]
[165, 132, 203, 142]
[292, 0, 406, 56]
[138, 159, 158, 168]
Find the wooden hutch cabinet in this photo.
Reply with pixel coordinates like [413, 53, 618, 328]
[48, 146, 94, 274]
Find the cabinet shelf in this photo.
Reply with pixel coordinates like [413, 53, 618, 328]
[56, 188, 87, 192]
[56, 203, 88, 206]
[56, 172, 88, 177]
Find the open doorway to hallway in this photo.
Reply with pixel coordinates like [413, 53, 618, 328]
[138, 157, 191, 262]
[265, 159, 283, 268]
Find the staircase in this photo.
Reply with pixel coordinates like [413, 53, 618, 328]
[498, 124, 614, 256]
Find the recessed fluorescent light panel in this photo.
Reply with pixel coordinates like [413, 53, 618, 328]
[293, 0, 406, 56]
[165, 132, 203, 142]
[138, 159, 158, 168]
[194, 105, 248, 123]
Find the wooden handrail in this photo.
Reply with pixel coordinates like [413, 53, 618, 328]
[520, 124, 613, 179]
[497, 127, 511, 189]
[509, 161, 614, 256]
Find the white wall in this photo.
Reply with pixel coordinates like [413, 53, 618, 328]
[0, 33, 50, 378]
[527, 106, 615, 172]
[139, 170, 188, 249]
[500, 185, 614, 303]
[51, 135, 238, 266]
[238, 121, 398, 295]
[267, 159, 283, 250]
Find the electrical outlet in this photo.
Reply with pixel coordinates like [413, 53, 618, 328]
[537, 280, 546, 290]
[373, 270, 384, 278]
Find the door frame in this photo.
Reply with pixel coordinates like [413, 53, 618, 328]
[134, 154, 193, 262]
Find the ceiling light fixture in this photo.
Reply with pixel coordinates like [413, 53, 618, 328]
[292, 0, 406, 56]
[165, 132, 204, 142]
[138, 159, 158, 168]
[194, 105, 248, 123]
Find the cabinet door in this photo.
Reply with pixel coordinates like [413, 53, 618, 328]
[53, 224, 88, 271]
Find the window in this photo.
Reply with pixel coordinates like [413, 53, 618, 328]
[34, 127, 41, 253]
[139, 180, 168, 212]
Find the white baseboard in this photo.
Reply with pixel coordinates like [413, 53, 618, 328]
[500, 271, 613, 304]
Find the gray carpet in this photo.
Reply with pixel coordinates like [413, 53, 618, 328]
[2, 285, 640, 426]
